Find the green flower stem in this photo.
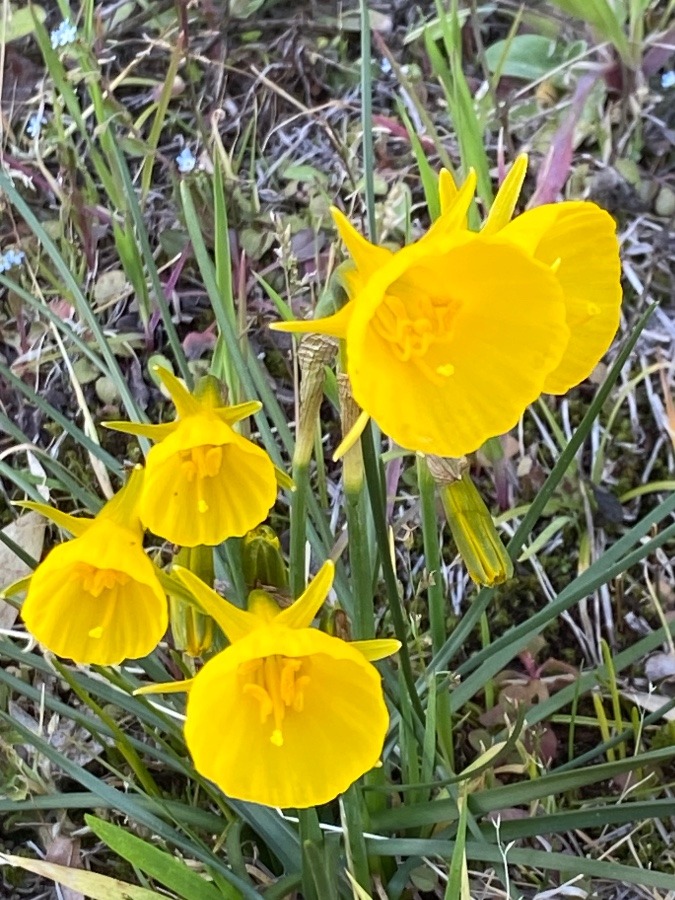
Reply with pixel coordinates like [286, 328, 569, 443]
[298, 808, 324, 900]
[341, 783, 371, 892]
[290, 461, 309, 598]
[417, 458, 457, 762]
[417, 457, 446, 654]
[479, 612, 494, 710]
[361, 422, 424, 722]
[345, 484, 374, 640]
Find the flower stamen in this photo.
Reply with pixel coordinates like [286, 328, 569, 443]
[373, 293, 460, 367]
[241, 656, 310, 747]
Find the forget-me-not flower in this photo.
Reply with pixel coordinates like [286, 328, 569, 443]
[26, 112, 47, 138]
[661, 71, 675, 89]
[50, 20, 77, 49]
[0, 249, 26, 273]
[176, 147, 197, 174]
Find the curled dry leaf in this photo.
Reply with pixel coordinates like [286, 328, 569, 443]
[0, 511, 45, 629]
[621, 688, 675, 721]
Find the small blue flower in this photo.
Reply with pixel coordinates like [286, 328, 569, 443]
[176, 147, 197, 174]
[0, 249, 26, 274]
[50, 20, 77, 49]
[661, 71, 675, 89]
[26, 112, 47, 138]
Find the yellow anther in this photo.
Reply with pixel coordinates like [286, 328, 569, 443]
[180, 445, 224, 484]
[88, 626, 104, 639]
[243, 682, 273, 724]
[204, 446, 223, 477]
[198, 499, 209, 513]
[240, 655, 310, 747]
[81, 566, 128, 597]
[436, 363, 455, 377]
[181, 460, 198, 483]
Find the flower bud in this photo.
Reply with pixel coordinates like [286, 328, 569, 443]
[242, 525, 288, 592]
[438, 471, 513, 587]
[169, 545, 215, 657]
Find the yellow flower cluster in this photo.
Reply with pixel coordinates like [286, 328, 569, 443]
[21, 366, 279, 666]
[16, 156, 622, 810]
[19, 368, 397, 808]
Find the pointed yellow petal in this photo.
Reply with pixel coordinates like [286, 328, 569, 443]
[1, 575, 32, 598]
[351, 638, 401, 661]
[276, 560, 334, 629]
[438, 168, 459, 214]
[153, 366, 201, 418]
[103, 420, 178, 440]
[270, 302, 354, 340]
[15, 501, 92, 537]
[134, 678, 194, 695]
[215, 400, 262, 425]
[330, 207, 392, 275]
[482, 154, 528, 236]
[247, 589, 282, 622]
[97, 465, 145, 529]
[172, 565, 257, 643]
[424, 169, 476, 240]
[333, 409, 370, 462]
[274, 465, 295, 492]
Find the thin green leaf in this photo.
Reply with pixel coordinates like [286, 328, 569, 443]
[86, 815, 230, 900]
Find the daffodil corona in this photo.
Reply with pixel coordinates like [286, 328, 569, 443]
[273, 156, 622, 457]
[21, 468, 168, 665]
[107, 367, 278, 547]
[143, 562, 399, 808]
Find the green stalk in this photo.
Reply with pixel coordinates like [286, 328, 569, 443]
[52, 661, 161, 799]
[359, 0, 377, 240]
[416, 457, 445, 654]
[346, 485, 374, 640]
[290, 462, 309, 598]
[416, 458, 457, 764]
[298, 808, 323, 900]
[361, 423, 423, 721]
[340, 783, 371, 892]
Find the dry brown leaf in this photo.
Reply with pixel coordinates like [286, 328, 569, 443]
[0, 511, 45, 629]
[44, 835, 84, 900]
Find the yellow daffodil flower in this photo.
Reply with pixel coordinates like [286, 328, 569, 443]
[272, 156, 622, 457]
[21, 467, 167, 665]
[139, 561, 400, 808]
[106, 367, 278, 547]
